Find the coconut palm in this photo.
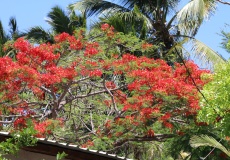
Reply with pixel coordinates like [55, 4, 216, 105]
[0, 17, 25, 57]
[0, 21, 8, 56]
[26, 5, 86, 43]
[70, 0, 226, 64]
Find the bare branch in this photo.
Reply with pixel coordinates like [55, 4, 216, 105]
[171, 118, 188, 124]
[0, 114, 42, 118]
[0, 121, 13, 124]
[90, 110, 95, 133]
[216, 0, 230, 5]
[69, 85, 126, 101]
[40, 86, 52, 94]
[103, 79, 119, 115]
[79, 116, 95, 135]
[58, 81, 72, 104]
[114, 134, 175, 146]
[72, 77, 90, 84]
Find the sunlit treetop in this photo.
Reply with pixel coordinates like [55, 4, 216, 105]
[198, 62, 230, 137]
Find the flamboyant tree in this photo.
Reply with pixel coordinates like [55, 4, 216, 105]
[0, 24, 212, 158]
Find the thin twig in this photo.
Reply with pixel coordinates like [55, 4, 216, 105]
[216, 0, 230, 5]
[202, 139, 222, 160]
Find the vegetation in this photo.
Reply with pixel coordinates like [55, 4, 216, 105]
[0, 1, 230, 159]
[70, 0, 225, 64]
[26, 5, 86, 43]
[0, 17, 25, 57]
[198, 60, 230, 137]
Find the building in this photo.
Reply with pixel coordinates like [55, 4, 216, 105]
[0, 132, 131, 160]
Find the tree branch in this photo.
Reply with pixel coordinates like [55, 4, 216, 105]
[58, 81, 72, 105]
[103, 79, 119, 115]
[114, 134, 175, 146]
[216, 0, 230, 5]
[69, 85, 126, 101]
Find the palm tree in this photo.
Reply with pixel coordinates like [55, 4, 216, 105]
[26, 5, 86, 43]
[0, 21, 8, 56]
[220, 27, 230, 53]
[0, 17, 24, 57]
[70, 0, 225, 64]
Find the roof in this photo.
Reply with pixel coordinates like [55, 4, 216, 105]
[0, 132, 132, 160]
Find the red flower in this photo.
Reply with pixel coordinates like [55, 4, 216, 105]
[160, 113, 171, 121]
[163, 122, 173, 129]
[89, 69, 102, 77]
[14, 117, 27, 130]
[105, 120, 111, 129]
[14, 38, 30, 52]
[147, 129, 154, 137]
[81, 140, 94, 148]
[105, 81, 116, 89]
[54, 32, 70, 42]
[101, 23, 110, 31]
[142, 43, 153, 49]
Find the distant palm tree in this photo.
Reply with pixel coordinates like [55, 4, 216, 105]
[220, 27, 230, 53]
[0, 17, 25, 57]
[0, 21, 8, 56]
[70, 0, 225, 64]
[26, 6, 86, 43]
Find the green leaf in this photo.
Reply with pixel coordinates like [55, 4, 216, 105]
[190, 135, 230, 157]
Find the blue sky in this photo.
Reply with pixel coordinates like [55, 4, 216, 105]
[0, 1, 229, 60]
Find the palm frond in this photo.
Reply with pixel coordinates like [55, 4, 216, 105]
[70, 0, 130, 17]
[220, 29, 230, 53]
[8, 17, 25, 40]
[46, 6, 73, 34]
[96, 5, 153, 39]
[69, 10, 87, 29]
[190, 135, 230, 157]
[190, 38, 226, 65]
[26, 26, 53, 43]
[9, 17, 17, 34]
[177, 0, 216, 36]
[122, 4, 152, 29]
[0, 21, 8, 44]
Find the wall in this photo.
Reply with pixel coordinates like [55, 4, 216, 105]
[5, 150, 70, 160]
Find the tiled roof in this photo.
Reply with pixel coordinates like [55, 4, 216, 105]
[0, 132, 132, 160]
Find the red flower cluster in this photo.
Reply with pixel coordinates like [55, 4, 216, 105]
[81, 140, 94, 148]
[147, 129, 155, 137]
[101, 23, 115, 37]
[101, 23, 110, 31]
[107, 53, 210, 135]
[34, 120, 53, 138]
[14, 117, 27, 130]
[84, 42, 100, 57]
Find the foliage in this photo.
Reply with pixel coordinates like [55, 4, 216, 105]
[0, 24, 211, 159]
[0, 17, 25, 57]
[70, 0, 226, 65]
[0, 127, 37, 159]
[56, 152, 68, 160]
[190, 135, 230, 158]
[220, 28, 230, 53]
[198, 61, 230, 137]
[26, 6, 86, 43]
[167, 122, 230, 160]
